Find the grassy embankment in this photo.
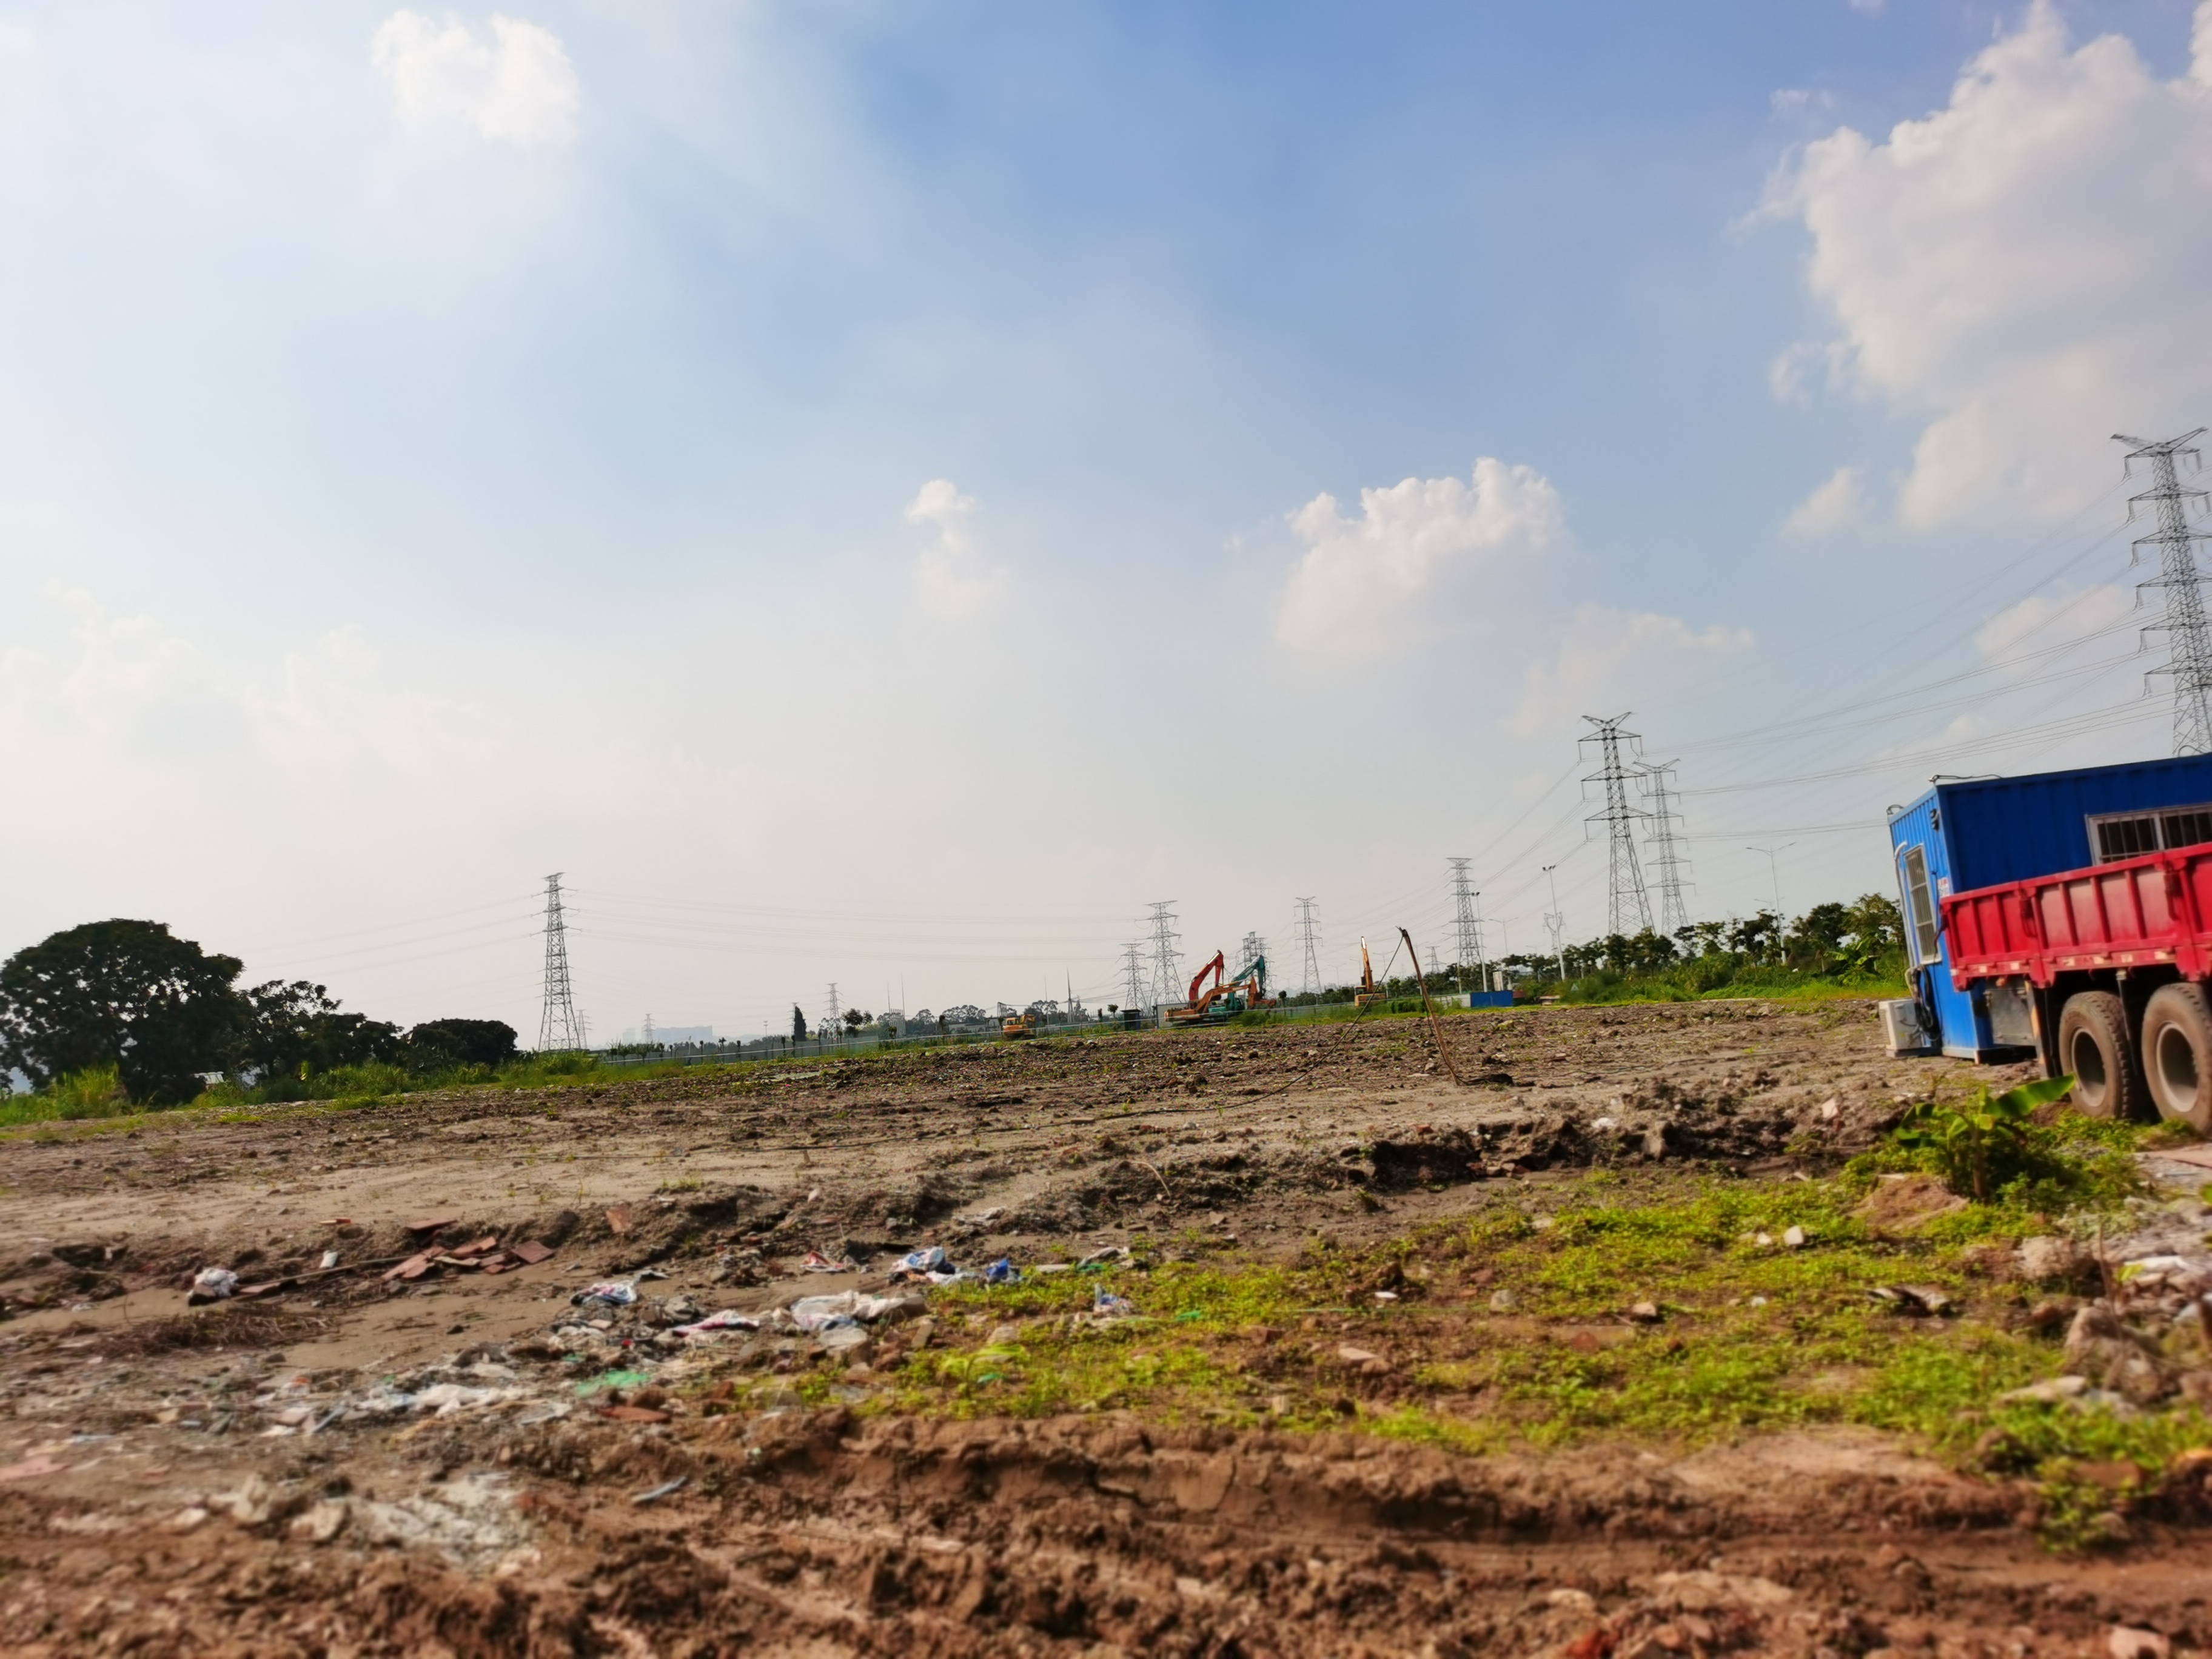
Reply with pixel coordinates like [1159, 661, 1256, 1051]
[696, 1111, 2197, 1548]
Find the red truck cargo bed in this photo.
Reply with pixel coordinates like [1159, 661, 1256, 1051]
[1942, 845, 2212, 988]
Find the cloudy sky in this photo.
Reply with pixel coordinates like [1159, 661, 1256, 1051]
[5, 1, 2212, 1039]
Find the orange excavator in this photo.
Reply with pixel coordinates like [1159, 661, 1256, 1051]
[1165, 949, 1275, 1027]
[1354, 937, 1387, 1009]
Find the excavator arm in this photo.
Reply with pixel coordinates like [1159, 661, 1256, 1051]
[1187, 951, 1225, 1006]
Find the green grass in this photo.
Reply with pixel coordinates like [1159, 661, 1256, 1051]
[688, 1170, 2210, 1546]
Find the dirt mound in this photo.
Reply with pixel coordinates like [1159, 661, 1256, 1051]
[0, 1413, 2186, 1657]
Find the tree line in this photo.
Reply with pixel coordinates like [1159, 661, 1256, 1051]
[0, 919, 516, 1106]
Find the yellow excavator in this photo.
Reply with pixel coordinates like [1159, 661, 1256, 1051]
[1354, 937, 1387, 1009]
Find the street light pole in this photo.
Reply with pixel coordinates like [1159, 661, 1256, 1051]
[1746, 843, 1796, 919]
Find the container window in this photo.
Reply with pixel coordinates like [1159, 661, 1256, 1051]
[2088, 802, 2212, 862]
[1900, 844, 1941, 966]
[2163, 808, 2212, 851]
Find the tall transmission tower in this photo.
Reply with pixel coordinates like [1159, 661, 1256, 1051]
[2117, 430, 2212, 756]
[1447, 857, 1483, 973]
[1635, 759, 1692, 937]
[1238, 930, 1267, 977]
[1145, 901, 1184, 1007]
[537, 873, 583, 1053]
[1541, 863, 1567, 980]
[1293, 897, 1322, 995]
[824, 984, 841, 1034]
[1581, 713, 1654, 937]
[1119, 942, 1148, 1011]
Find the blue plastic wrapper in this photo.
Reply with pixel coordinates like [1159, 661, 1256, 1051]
[896, 1245, 950, 1274]
[983, 1258, 1020, 1284]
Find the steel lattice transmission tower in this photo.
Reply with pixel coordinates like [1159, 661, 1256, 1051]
[2117, 430, 2212, 756]
[1581, 714, 1654, 937]
[824, 984, 841, 1035]
[1238, 930, 1267, 977]
[1293, 897, 1323, 995]
[1145, 900, 1184, 1007]
[1447, 857, 1484, 973]
[538, 873, 584, 1053]
[1635, 759, 1692, 938]
[1119, 942, 1148, 1011]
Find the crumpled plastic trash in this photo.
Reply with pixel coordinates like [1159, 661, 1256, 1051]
[801, 1251, 857, 1273]
[670, 1309, 763, 1338]
[190, 1267, 239, 1301]
[785, 1290, 923, 1332]
[572, 1279, 640, 1307]
[896, 1246, 949, 1275]
[1092, 1288, 1135, 1317]
[983, 1258, 1021, 1285]
[1078, 1246, 1132, 1270]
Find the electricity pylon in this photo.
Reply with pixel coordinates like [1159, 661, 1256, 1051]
[2117, 429, 2212, 756]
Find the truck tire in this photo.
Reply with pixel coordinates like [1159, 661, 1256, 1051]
[2057, 991, 2140, 1119]
[2141, 983, 2212, 1132]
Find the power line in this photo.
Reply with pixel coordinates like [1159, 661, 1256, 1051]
[2118, 428, 2212, 756]
[1636, 759, 1691, 936]
[1581, 713, 1653, 937]
[1293, 897, 1322, 995]
[538, 873, 584, 1053]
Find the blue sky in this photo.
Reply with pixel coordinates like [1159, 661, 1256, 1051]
[5, 1, 2211, 1037]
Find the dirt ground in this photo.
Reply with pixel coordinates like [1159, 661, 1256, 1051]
[5, 999, 2210, 1657]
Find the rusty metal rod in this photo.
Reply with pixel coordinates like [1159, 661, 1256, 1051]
[1397, 928, 1463, 1085]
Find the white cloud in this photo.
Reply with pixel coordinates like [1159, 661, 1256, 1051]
[1974, 581, 2135, 662]
[904, 478, 1005, 617]
[1783, 465, 1870, 536]
[1767, 1, 2212, 527]
[370, 12, 579, 148]
[1276, 457, 1567, 654]
[1507, 606, 1753, 738]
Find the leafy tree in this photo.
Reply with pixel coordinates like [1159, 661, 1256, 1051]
[0, 920, 243, 1104]
[403, 1017, 517, 1073]
[229, 980, 401, 1082]
[791, 1004, 807, 1041]
[1726, 910, 1781, 964]
[842, 1007, 868, 1031]
[1844, 893, 1903, 954]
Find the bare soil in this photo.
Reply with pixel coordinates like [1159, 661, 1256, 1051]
[2, 999, 2200, 1657]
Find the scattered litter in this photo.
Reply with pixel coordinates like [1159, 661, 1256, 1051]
[669, 1309, 762, 1338]
[984, 1258, 1021, 1285]
[1869, 1284, 1954, 1316]
[1817, 1096, 1840, 1121]
[1337, 1344, 1381, 1366]
[319, 1250, 340, 1270]
[1999, 1375, 2091, 1405]
[1754, 1232, 1774, 1248]
[1373, 1290, 1398, 1303]
[1079, 1245, 1133, 1269]
[605, 1204, 634, 1235]
[1749, 1295, 1769, 1308]
[1092, 1288, 1136, 1318]
[1033, 1262, 1073, 1275]
[1627, 1301, 1661, 1323]
[576, 1369, 653, 1397]
[786, 1290, 920, 1332]
[188, 1267, 238, 1304]
[573, 1280, 640, 1307]
[632, 1475, 688, 1506]
[801, 1250, 857, 1273]
[1782, 1225, 1807, 1249]
[2111, 1627, 2171, 1659]
[896, 1245, 949, 1275]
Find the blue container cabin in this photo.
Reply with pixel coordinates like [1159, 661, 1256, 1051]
[1886, 755, 2212, 1059]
